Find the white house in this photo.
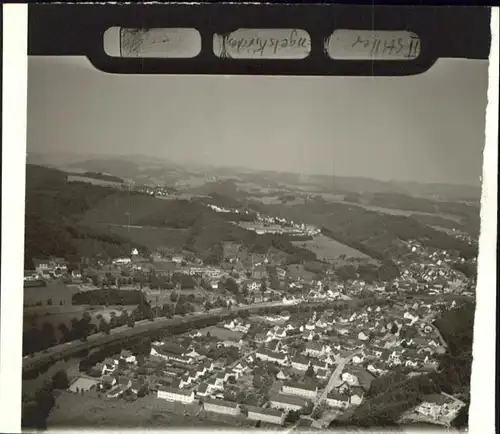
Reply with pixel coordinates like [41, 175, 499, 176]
[350, 386, 364, 406]
[326, 392, 350, 409]
[233, 360, 250, 375]
[157, 386, 195, 404]
[276, 369, 290, 380]
[120, 350, 137, 364]
[352, 354, 365, 365]
[256, 349, 289, 366]
[358, 332, 369, 341]
[196, 383, 210, 397]
[341, 372, 359, 386]
[282, 381, 318, 400]
[303, 342, 327, 358]
[291, 356, 311, 371]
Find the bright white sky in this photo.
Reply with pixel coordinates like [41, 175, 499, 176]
[27, 56, 488, 186]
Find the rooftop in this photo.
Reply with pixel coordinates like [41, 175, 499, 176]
[283, 381, 317, 392]
[270, 393, 309, 407]
[247, 406, 284, 417]
[158, 386, 193, 397]
[204, 398, 239, 408]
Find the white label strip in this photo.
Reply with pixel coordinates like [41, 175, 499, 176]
[326, 29, 421, 60]
[104, 27, 202, 58]
[214, 29, 311, 59]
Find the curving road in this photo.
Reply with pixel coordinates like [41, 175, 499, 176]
[22, 300, 299, 372]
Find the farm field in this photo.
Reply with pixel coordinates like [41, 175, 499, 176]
[292, 234, 369, 262]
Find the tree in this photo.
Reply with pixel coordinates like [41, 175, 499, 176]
[34, 386, 55, 417]
[391, 324, 399, 334]
[204, 301, 213, 312]
[22, 401, 46, 430]
[285, 410, 301, 424]
[58, 323, 71, 343]
[99, 318, 111, 334]
[127, 318, 135, 328]
[224, 277, 239, 294]
[41, 322, 57, 348]
[170, 291, 178, 302]
[305, 365, 315, 379]
[51, 369, 70, 390]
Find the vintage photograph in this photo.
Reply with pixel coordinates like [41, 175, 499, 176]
[21, 53, 487, 431]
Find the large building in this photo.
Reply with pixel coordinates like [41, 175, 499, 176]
[157, 386, 195, 404]
[269, 394, 310, 412]
[326, 392, 350, 409]
[247, 406, 285, 425]
[282, 381, 318, 400]
[255, 349, 288, 366]
[203, 398, 241, 416]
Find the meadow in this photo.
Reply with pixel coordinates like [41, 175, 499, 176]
[292, 234, 370, 262]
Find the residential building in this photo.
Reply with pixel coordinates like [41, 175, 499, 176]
[303, 342, 327, 358]
[255, 349, 289, 366]
[247, 406, 285, 425]
[415, 394, 450, 419]
[203, 398, 241, 416]
[196, 383, 210, 397]
[157, 386, 195, 404]
[270, 394, 309, 412]
[107, 385, 125, 399]
[291, 355, 311, 372]
[282, 381, 318, 400]
[120, 350, 137, 364]
[326, 392, 350, 409]
[350, 386, 364, 406]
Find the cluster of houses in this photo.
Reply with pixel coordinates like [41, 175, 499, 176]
[63, 288, 463, 428]
[204, 202, 320, 238]
[400, 393, 466, 427]
[25, 257, 70, 281]
[394, 240, 474, 294]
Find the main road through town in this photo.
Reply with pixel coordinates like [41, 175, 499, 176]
[312, 348, 363, 412]
[22, 300, 301, 372]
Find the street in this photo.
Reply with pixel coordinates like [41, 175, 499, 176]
[312, 348, 362, 412]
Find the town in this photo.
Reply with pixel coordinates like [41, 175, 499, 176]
[23, 207, 475, 430]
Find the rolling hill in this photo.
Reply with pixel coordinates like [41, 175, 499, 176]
[24, 165, 146, 269]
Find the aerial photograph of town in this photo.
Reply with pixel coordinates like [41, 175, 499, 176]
[21, 54, 487, 431]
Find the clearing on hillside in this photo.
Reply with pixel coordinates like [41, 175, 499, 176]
[292, 234, 369, 262]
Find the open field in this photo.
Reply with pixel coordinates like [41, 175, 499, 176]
[197, 326, 244, 341]
[292, 234, 369, 261]
[47, 391, 226, 428]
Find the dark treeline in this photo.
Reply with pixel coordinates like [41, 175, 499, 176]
[72, 289, 144, 306]
[80, 172, 124, 183]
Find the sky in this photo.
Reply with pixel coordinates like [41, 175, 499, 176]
[27, 56, 489, 186]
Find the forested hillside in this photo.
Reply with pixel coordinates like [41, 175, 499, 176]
[24, 165, 145, 269]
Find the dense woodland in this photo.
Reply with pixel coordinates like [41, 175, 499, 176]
[24, 165, 145, 269]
